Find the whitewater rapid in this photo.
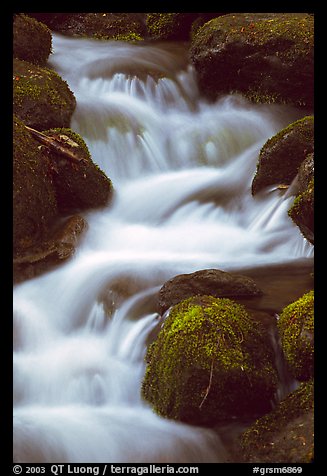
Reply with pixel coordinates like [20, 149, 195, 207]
[13, 34, 313, 463]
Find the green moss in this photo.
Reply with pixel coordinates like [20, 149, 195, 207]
[13, 14, 52, 65]
[13, 116, 58, 254]
[241, 380, 314, 462]
[252, 116, 314, 195]
[277, 291, 314, 381]
[288, 178, 314, 244]
[13, 59, 76, 130]
[142, 295, 278, 426]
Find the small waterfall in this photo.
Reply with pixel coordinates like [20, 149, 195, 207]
[13, 34, 313, 463]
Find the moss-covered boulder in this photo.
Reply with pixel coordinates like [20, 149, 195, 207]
[13, 14, 52, 66]
[158, 268, 262, 314]
[13, 58, 76, 130]
[277, 291, 314, 381]
[288, 154, 314, 244]
[36, 13, 146, 41]
[41, 128, 113, 213]
[13, 116, 57, 255]
[142, 295, 278, 426]
[189, 13, 314, 108]
[252, 116, 314, 195]
[241, 380, 314, 463]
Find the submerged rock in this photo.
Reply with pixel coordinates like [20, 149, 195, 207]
[13, 14, 52, 66]
[158, 268, 262, 314]
[241, 380, 314, 463]
[189, 13, 313, 108]
[142, 295, 278, 426]
[13, 58, 76, 130]
[252, 116, 314, 195]
[277, 291, 314, 381]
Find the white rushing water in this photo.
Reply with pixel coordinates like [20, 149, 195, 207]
[13, 34, 313, 463]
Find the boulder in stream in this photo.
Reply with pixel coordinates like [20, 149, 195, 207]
[13, 14, 52, 66]
[241, 380, 314, 463]
[142, 295, 278, 426]
[158, 268, 262, 314]
[41, 128, 113, 213]
[13, 58, 76, 130]
[189, 13, 314, 108]
[252, 116, 314, 195]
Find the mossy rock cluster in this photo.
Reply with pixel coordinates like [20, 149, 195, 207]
[13, 14, 52, 66]
[189, 13, 314, 108]
[146, 13, 200, 41]
[241, 380, 314, 463]
[252, 116, 314, 195]
[42, 128, 113, 214]
[27, 13, 147, 41]
[142, 295, 278, 426]
[277, 291, 314, 381]
[13, 116, 58, 254]
[13, 58, 76, 130]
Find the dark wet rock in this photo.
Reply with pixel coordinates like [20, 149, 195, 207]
[41, 128, 113, 214]
[252, 116, 314, 195]
[13, 14, 52, 66]
[241, 380, 314, 463]
[158, 268, 262, 314]
[13, 116, 58, 256]
[142, 295, 278, 426]
[31, 13, 147, 41]
[288, 153, 314, 244]
[13, 215, 88, 283]
[13, 58, 76, 130]
[189, 13, 313, 108]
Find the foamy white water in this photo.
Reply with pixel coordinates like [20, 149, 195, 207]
[13, 34, 313, 463]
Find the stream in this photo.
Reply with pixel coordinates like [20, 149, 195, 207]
[13, 34, 314, 463]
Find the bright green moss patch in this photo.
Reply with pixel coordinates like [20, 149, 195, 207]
[277, 291, 314, 381]
[13, 14, 52, 66]
[142, 295, 278, 426]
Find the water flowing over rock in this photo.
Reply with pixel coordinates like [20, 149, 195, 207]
[13, 33, 313, 463]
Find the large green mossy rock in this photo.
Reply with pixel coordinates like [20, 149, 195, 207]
[277, 291, 314, 381]
[241, 380, 314, 463]
[252, 116, 314, 195]
[13, 14, 52, 66]
[189, 13, 314, 108]
[13, 116, 57, 255]
[142, 295, 278, 426]
[13, 59, 76, 130]
[41, 128, 113, 213]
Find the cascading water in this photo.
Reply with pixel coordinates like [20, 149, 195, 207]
[13, 34, 313, 463]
